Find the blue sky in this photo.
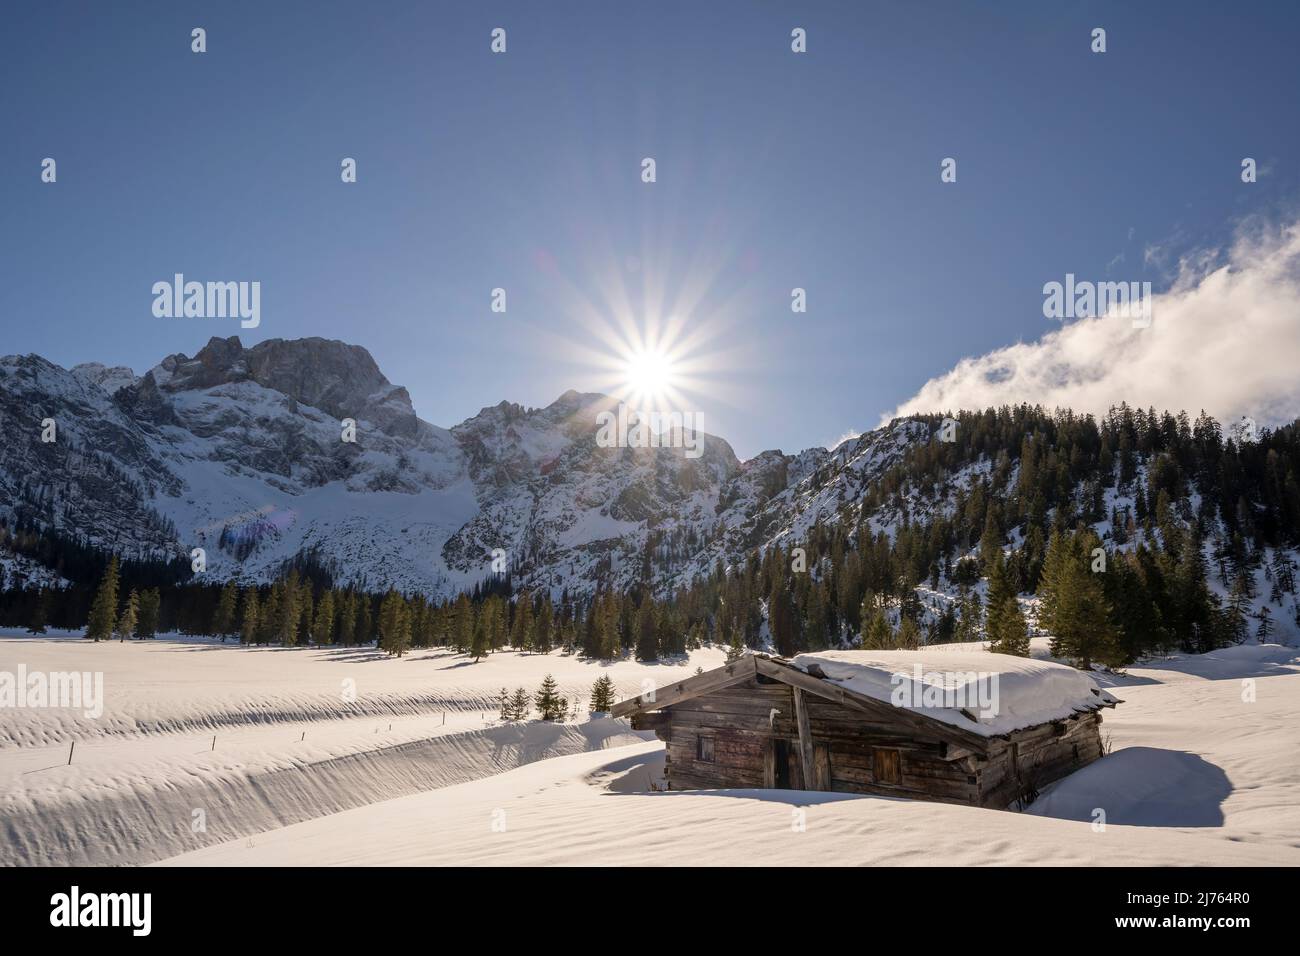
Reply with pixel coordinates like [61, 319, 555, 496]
[3, 1, 1298, 458]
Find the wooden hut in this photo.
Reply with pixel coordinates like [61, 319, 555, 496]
[610, 651, 1119, 808]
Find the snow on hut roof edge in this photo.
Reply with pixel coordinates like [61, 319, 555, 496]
[785, 650, 1119, 738]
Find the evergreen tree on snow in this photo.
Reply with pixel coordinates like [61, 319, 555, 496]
[470, 607, 490, 661]
[1256, 606, 1275, 643]
[896, 616, 922, 649]
[378, 590, 411, 657]
[136, 588, 161, 639]
[534, 674, 564, 721]
[357, 593, 373, 645]
[1226, 578, 1251, 644]
[85, 557, 120, 643]
[27, 589, 50, 634]
[634, 601, 658, 661]
[277, 577, 300, 646]
[860, 608, 893, 649]
[725, 626, 745, 663]
[297, 581, 314, 645]
[313, 589, 335, 645]
[115, 589, 139, 642]
[213, 582, 238, 640]
[508, 686, 531, 720]
[985, 552, 1029, 656]
[511, 591, 533, 652]
[240, 588, 260, 644]
[453, 593, 473, 652]
[589, 674, 616, 712]
[1040, 532, 1123, 669]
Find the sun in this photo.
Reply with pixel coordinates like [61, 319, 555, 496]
[623, 346, 679, 409]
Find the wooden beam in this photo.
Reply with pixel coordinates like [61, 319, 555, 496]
[629, 712, 670, 732]
[610, 655, 757, 717]
[792, 687, 818, 791]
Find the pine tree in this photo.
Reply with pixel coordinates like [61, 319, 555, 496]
[469, 605, 490, 661]
[115, 589, 139, 642]
[357, 593, 373, 644]
[453, 593, 473, 652]
[277, 573, 301, 646]
[979, 512, 1004, 570]
[486, 595, 507, 649]
[85, 557, 120, 643]
[1257, 606, 1275, 643]
[497, 687, 511, 721]
[988, 596, 1029, 656]
[297, 581, 314, 646]
[508, 686, 531, 720]
[725, 626, 745, 662]
[213, 582, 238, 640]
[534, 674, 565, 721]
[860, 608, 894, 649]
[27, 589, 50, 634]
[336, 590, 356, 646]
[313, 589, 335, 645]
[378, 590, 411, 657]
[1040, 533, 1122, 669]
[984, 551, 1013, 640]
[511, 592, 533, 652]
[896, 616, 922, 649]
[240, 588, 261, 644]
[259, 582, 281, 644]
[590, 674, 616, 712]
[136, 588, 161, 639]
[955, 588, 983, 643]
[534, 595, 554, 654]
[1226, 577, 1251, 644]
[634, 601, 658, 661]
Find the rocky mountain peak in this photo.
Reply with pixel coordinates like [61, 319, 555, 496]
[146, 336, 419, 438]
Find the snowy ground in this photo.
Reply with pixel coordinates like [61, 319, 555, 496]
[3, 631, 1298, 866]
[0, 631, 716, 865]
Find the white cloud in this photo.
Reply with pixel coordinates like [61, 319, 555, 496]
[824, 428, 862, 451]
[884, 218, 1300, 429]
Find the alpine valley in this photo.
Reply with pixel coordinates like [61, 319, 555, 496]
[2, 335, 1299, 652]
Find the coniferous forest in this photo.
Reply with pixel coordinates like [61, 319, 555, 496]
[4, 404, 1299, 672]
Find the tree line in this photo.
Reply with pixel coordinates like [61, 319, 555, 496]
[4, 404, 1298, 671]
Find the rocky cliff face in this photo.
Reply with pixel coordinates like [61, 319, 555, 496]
[0, 336, 907, 598]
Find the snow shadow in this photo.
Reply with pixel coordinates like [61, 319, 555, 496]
[591, 749, 667, 793]
[1028, 747, 1231, 827]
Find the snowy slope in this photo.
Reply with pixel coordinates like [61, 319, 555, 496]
[161, 643, 1300, 866]
[0, 629, 722, 865]
[4, 630, 1297, 866]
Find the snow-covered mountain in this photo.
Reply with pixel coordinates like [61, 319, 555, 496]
[1, 336, 914, 597]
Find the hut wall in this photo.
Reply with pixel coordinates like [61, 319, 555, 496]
[649, 679, 1109, 809]
[978, 711, 1106, 808]
[659, 679, 982, 804]
[661, 680, 794, 790]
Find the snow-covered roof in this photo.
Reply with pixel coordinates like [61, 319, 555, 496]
[789, 650, 1119, 738]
